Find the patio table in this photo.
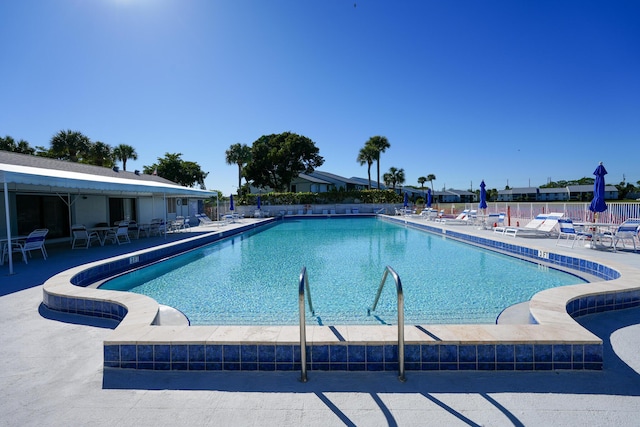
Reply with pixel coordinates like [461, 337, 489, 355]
[87, 226, 115, 246]
[575, 222, 617, 249]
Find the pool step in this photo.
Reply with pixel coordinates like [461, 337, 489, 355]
[155, 305, 190, 326]
[496, 301, 534, 324]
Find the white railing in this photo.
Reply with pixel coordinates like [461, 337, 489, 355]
[474, 202, 640, 225]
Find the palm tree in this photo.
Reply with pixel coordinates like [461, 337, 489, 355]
[113, 144, 138, 171]
[50, 130, 91, 162]
[87, 141, 114, 167]
[365, 136, 390, 190]
[386, 166, 405, 190]
[0, 136, 36, 155]
[225, 143, 252, 195]
[427, 173, 436, 203]
[356, 144, 377, 189]
[417, 176, 427, 189]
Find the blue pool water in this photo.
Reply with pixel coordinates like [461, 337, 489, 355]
[101, 218, 585, 325]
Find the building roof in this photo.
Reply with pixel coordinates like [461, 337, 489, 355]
[0, 151, 213, 197]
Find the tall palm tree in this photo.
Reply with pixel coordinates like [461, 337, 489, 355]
[225, 143, 252, 195]
[356, 144, 377, 189]
[113, 144, 138, 171]
[50, 130, 91, 162]
[365, 135, 390, 190]
[427, 173, 436, 202]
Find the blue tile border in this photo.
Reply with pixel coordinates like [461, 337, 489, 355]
[103, 342, 602, 371]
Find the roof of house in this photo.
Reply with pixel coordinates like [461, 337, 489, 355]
[0, 151, 212, 197]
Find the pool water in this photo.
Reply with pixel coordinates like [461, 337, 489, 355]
[101, 218, 585, 325]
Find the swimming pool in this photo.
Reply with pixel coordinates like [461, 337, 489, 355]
[100, 217, 585, 325]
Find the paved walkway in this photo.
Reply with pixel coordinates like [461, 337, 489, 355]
[1, 222, 639, 426]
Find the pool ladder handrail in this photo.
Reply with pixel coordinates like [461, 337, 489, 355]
[298, 266, 314, 382]
[370, 265, 406, 382]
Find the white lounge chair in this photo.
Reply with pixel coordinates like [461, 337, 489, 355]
[419, 208, 436, 220]
[502, 214, 549, 237]
[556, 218, 593, 248]
[441, 209, 474, 225]
[196, 213, 217, 227]
[71, 225, 102, 249]
[507, 213, 564, 237]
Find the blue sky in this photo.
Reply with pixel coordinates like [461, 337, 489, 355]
[2, 0, 639, 194]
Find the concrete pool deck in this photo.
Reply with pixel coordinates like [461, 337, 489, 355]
[2, 217, 640, 425]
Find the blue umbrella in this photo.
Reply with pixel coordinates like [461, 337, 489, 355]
[426, 188, 432, 208]
[229, 194, 234, 211]
[589, 162, 608, 215]
[257, 195, 261, 209]
[479, 180, 487, 210]
[403, 191, 408, 207]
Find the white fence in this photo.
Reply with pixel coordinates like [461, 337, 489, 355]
[479, 202, 640, 225]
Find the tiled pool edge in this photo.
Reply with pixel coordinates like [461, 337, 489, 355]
[42, 217, 640, 372]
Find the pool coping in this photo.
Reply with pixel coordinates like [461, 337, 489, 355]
[42, 216, 640, 372]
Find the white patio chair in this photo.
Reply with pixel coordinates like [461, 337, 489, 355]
[7, 228, 49, 263]
[612, 219, 640, 252]
[556, 218, 592, 248]
[104, 223, 131, 245]
[71, 225, 102, 249]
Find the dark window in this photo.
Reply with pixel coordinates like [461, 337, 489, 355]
[109, 198, 137, 225]
[16, 195, 69, 239]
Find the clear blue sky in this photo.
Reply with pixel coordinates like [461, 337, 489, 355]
[2, 0, 639, 194]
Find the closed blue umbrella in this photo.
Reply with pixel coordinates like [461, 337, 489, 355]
[426, 188, 432, 208]
[479, 180, 487, 210]
[589, 162, 607, 216]
[257, 195, 261, 209]
[403, 191, 408, 208]
[229, 194, 234, 211]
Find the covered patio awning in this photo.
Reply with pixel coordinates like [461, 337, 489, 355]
[0, 163, 213, 197]
[1, 156, 215, 275]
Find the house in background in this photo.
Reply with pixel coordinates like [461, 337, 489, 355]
[498, 185, 618, 202]
[1, 151, 213, 244]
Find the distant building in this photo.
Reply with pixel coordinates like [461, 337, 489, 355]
[498, 185, 618, 202]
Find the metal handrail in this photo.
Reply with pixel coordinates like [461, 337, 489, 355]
[370, 266, 406, 382]
[298, 266, 314, 382]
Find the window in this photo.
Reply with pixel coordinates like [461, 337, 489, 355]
[16, 194, 69, 239]
[109, 198, 137, 224]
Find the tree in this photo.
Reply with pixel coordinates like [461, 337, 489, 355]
[0, 135, 36, 154]
[48, 130, 91, 162]
[356, 144, 377, 189]
[86, 141, 114, 167]
[113, 144, 138, 171]
[426, 174, 436, 194]
[364, 136, 390, 190]
[384, 166, 405, 190]
[144, 153, 208, 189]
[417, 176, 427, 189]
[243, 132, 324, 192]
[225, 143, 252, 196]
